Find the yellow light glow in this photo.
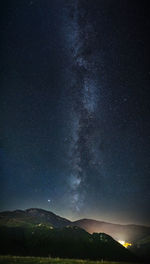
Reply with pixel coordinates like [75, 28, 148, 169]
[118, 240, 132, 248]
[118, 240, 125, 245]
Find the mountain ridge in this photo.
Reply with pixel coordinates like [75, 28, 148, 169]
[0, 218, 136, 261]
[1, 207, 149, 227]
[1, 208, 150, 243]
[74, 217, 150, 228]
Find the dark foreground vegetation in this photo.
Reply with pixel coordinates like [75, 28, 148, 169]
[0, 225, 136, 262]
[0, 255, 140, 264]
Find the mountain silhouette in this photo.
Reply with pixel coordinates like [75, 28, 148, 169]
[1, 208, 149, 243]
[72, 218, 150, 243]
[0, 219, 136, 261]
[0, 208, 70, 227]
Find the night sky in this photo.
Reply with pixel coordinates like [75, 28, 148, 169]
[1, 0, 150, 226]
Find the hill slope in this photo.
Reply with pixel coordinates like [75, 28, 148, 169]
[130, 235, 150, 260]
[0, 224, 136, 261]
[0, 208, 71, 227]
[72, 218, 150, 243]
[0, 208, 150, 243]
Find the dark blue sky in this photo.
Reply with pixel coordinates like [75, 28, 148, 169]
[1, 0, 150, 225]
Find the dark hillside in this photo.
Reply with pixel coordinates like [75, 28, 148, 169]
[0, 225, 136, 262]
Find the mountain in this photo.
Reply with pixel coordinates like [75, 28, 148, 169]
[72, 219, 150, 243]
[0, 224, 136, 261]
[0, 208, 71, 228]
[0, 208, 150, 244]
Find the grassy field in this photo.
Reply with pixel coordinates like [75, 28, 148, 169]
[0, 256, 140, 264]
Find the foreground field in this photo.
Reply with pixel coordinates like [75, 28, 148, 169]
[0, 256, 140, 264]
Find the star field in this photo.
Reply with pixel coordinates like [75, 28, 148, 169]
[0, 0, 150, 225]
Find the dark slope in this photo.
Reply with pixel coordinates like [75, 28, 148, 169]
[0, 224, 136, 262]
[72, 218, 150, 243]
[130, 235, 150, 261]
[0, 208, 150, 243]
[0, 208, 71, 227]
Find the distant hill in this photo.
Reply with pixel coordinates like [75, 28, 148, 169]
[72, 218, 150, 243]
[0, 223, 136, 261]
[0, 208, 150, 244]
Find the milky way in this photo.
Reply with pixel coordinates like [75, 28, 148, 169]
[63, 0, 102, 212]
